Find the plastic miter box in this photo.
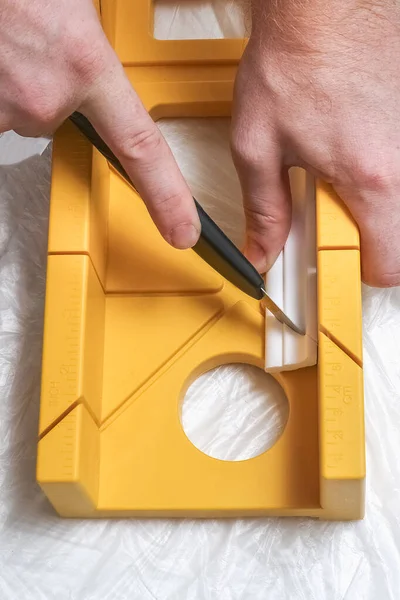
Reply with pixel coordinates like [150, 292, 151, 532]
[36, 0, 365, 520]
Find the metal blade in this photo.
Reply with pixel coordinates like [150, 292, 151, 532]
[260, 287, 305, 335]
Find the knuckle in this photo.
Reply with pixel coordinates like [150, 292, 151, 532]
[23, 94, 62, 128]
[231, 131, 264, 168]
[119, 126, 163, 163]
[63, 18, 108, 83]
[69, 40, 108, 83]
[12, 72, 65, 128]
[350, 154, 398, 194]
[364, 270, 400, 288]
[152, 190, 183, 212]
[244, 204, 289, 235]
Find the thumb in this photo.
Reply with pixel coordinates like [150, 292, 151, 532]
[334, 182, 400, 287]
[80, 49, 200, 250]
[231, 127, 292, 274]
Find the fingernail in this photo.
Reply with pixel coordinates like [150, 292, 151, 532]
[243, 238, 268, 274]
[168, 224, 199, 249]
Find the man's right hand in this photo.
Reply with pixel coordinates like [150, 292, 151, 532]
[0, 0, 200, 250]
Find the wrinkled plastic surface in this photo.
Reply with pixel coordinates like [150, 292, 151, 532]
[1, 3, 400, 598]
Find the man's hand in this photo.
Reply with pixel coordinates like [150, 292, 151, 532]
[0, 0, 200, 249]
[231, 0, 400, 286]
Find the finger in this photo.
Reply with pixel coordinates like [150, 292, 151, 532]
[80, 55, 200, 250]
[231, 129, 292, 274]
[334, 183, 400, 287]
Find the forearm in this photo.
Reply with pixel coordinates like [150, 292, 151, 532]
[249, 0, 398, 54]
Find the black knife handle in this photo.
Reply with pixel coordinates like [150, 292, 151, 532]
[193, 203, 264, 299]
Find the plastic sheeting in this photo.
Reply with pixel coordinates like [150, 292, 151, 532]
[1, 3, 400, 598]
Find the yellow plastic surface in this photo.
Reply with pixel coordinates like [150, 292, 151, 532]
[37, 0, 365, 520]
[317, 181, 360, 250]
[101, 0, 246, 66]
[318, 250, 363, 365]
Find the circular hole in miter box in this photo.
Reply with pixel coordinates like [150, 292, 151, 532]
[181, 365, 289, 461]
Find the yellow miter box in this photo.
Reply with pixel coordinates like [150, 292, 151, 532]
[36, 0, 365, 519]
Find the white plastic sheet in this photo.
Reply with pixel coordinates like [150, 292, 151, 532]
[0, 3, 400, 598]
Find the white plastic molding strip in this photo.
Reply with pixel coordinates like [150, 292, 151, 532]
[264, 168, 318, 372]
